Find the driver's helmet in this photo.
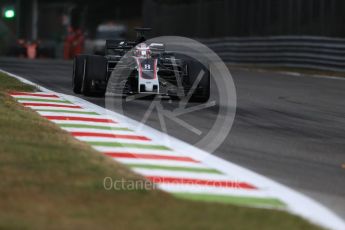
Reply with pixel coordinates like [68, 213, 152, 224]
[134, 43, 151, 58]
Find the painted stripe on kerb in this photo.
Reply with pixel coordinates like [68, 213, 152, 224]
[127, 164, 222, 174]
[44, 116, 115, 123]
[71, 132, 150, 141]
[158, 184, 270, 197]
[146, 176, 257, 189]
[23, 103, 82, 108]
[132, 168, 229, 180]
[25, 106, 87, 111]
[15, 98, 72, 103]
[37, 112, 104, 119]
[116, 158, 207, 169]
[9, 92, 59, 98]
[76, 137, 150, 144]
[21, 101, 75, 106]
[89, 142, 170, 150]
[36, 109, 98, 115]
[173, 193, 285, 208]
[50, 120, 117, 126]
[58, 123, 132, 131]
[105, 152, 199, 162]
[11, 95, 63, 100]
[62, 129, 134, 136]
[99, 148, 183, 156]
[13, 95, 70, 101]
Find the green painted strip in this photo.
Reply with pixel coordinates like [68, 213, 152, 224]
[127, 164, 222, 174]
[16, 97, 72, 104]
[173, 193, 285, 208]
[88, 141, 171, 150]
[36, 109, 99, 115]
[59, 123, 132, 131]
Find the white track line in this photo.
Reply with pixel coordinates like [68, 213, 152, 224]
[235, 67, 345, 81]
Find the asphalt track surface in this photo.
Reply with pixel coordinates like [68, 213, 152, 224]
[1, 57, 345, 221]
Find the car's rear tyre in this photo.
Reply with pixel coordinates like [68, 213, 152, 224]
[187, 60, 210, 103]
[72, 55, 87, 94]
[82, 55, 107, 96]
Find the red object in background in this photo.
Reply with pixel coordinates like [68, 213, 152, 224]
[16, 40, 38, 59]
[26, 42, 38, 59]
[63, 27, 74, 59]
[64, 27, 85, 60]
[73, 29, 84, 56]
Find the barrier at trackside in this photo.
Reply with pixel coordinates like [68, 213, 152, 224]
[199, 36, 345, 72]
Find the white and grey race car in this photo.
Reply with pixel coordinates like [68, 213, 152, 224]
[72, 28, 210, 102]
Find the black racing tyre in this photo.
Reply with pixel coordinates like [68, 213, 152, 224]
[82, 55, 107, 96]
[187, 60, 210, 103]
[72, 55, 87, 94]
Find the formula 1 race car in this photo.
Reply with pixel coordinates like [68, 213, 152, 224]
[72, 28, 210, 102]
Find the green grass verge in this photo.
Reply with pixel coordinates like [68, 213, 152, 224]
[0, 72, 322, 230]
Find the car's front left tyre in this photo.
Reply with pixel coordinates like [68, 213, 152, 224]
[72, 55, 87, 94]
[82, 55, 107, 96]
